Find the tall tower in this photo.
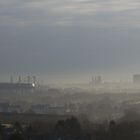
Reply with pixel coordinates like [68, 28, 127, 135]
[33, 76, 36, 84]
[10, 75, 13, 83]
[27, 76, 31, 83]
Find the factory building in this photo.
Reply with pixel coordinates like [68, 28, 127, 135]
[0, 75, 36, 93]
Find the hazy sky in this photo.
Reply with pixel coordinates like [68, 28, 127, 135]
[1, 0, 140, 83]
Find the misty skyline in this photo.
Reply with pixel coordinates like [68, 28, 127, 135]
[1, 0, 140, 83]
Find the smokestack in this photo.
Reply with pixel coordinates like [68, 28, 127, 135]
[92, 76, 94, 84]
[18, 76, 21, 83]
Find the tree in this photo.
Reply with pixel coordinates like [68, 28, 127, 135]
[9, 122, 24, 140]
[54, 117, 83, 140]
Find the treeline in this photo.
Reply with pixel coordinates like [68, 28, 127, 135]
[1, 116, 140, 140]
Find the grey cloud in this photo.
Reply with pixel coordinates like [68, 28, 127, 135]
[1, 0, 140, 28]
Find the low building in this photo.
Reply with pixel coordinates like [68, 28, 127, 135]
[0, 103, 9, 112]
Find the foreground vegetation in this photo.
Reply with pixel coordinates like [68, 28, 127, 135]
[0, 113, 140, 140]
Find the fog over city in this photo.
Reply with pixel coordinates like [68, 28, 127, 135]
[1, 0, 140, 84]
[1, 1, 140, 140]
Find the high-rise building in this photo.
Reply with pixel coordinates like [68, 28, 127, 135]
[91, 75, 102, 85]
[95, 76, 102, 85]
[133, 74, 140, 84]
